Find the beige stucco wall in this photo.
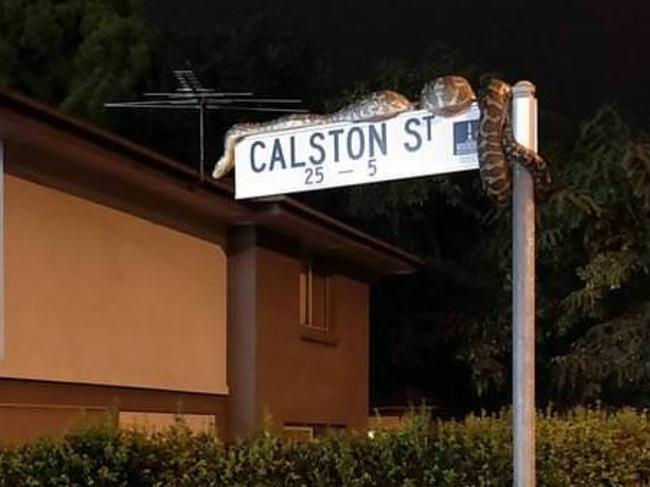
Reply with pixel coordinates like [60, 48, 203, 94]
[0, 403, 108, 444]
[0, 175, 227, 394]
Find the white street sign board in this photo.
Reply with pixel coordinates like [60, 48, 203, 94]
[234, 104, 480, 199]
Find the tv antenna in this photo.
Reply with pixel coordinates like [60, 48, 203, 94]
[105, 69, 307, 181]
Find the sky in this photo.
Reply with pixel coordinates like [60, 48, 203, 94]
[148, 0, 650, 119]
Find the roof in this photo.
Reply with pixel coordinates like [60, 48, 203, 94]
[0, 86, 423, 276]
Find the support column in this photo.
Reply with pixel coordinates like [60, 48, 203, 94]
[226, 226, 259, 439]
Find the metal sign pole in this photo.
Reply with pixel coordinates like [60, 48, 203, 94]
[512, 81, 537, 487]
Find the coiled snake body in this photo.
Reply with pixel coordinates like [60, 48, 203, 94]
[212, 76, 550, 206]
[477, 79, 552, 205]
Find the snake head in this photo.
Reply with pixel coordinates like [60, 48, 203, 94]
[483, 79, 512, 101]
[420, 76, 476, 116]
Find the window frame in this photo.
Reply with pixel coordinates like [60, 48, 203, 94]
[298, 257, 339, 346]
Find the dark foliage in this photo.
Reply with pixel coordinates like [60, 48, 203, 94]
[2, 409, 650, 486]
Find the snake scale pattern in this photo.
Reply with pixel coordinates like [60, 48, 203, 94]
[212, 76, 551, 206]
[477, 79, 552, 205]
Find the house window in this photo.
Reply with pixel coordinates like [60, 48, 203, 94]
[283, 425, 314, 442]
[283, 423, 346, 441]
[118, 411, 216, 434]
[299, 259, 330, 332]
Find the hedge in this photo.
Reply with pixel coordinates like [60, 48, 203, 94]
[1, 408, 649, 486]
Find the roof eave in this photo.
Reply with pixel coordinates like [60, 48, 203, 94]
[0, 86, 423, 275]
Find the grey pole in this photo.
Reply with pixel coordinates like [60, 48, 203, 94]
[512, 81, 537, 487]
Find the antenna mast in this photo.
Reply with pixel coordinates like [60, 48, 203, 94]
[105, 69, 307, 181]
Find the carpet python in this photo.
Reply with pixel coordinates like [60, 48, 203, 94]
[212, 90, 413, 179]
[211, 75, 551, 207]
[477, 78, 552, 206]
[211, 76, 473, 180]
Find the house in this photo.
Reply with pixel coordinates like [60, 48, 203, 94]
[0, 87, 421, 443]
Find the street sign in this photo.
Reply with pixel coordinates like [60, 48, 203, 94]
[234, 105, 480, 199]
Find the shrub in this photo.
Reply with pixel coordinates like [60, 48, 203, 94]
[1, 408, 649, 486]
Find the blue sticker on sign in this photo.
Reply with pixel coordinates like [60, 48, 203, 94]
[453, 120, 479, 156]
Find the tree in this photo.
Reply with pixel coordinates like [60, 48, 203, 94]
[0, 0, 155, 123]
[541, 104, 650, 404]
